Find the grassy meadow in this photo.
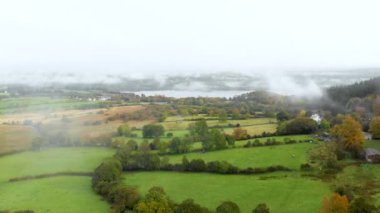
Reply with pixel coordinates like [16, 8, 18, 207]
[0, 176, 109, 213]
[0, 147, 114, 212]
[124, 172, 330, 213]
[167, 142, 316, 170]
[160, 115, 277, 135]
[0, 147, 114, 182]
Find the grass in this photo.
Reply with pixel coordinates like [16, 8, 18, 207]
[124, 171, 330, 213]
[167, 142, 318, 170]
[0, 147, 114, 182]
[160, 116, 277, 135]
[0, 97, 103, 114]
[365, 140, 380, 150]
[0, 147, 114, 212]
[0, 176, 109, 213]
[222, 123, 278, 135]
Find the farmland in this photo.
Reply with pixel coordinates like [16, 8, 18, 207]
[0, 97, 147, 154]
[1, 92, 380, 212]
[124, 172, 330, 213]
[160, 115, 277, 136]
[166, 142, 317, 170]
[0, 176, 109, 213]
[0, 147, 114, 212]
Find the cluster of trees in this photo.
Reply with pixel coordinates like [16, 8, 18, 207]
[369, 116, 380, 139]
[188, 119, 235, 151]
[168, 137, 193, 154]
[331, 116, 365, 157]
[306, 115, 374, 175]
[92, 158, 140, 212]
[277, 117, 318, 135]
[321, 167, 379, 213]
[327, 76, 380, 105]
[243, 138, 310, 148]
[142, 124, 165, 138]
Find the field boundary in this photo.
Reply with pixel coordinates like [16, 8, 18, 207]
[9, 171, 94, 182]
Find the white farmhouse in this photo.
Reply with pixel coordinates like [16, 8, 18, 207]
[310, 114, 322, 125]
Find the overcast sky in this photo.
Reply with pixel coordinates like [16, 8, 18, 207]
[0, 0, 380, 77]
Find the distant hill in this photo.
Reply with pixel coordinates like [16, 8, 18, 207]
[326, 76, 380, 104]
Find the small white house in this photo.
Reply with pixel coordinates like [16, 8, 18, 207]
[310, 114, 322, 125]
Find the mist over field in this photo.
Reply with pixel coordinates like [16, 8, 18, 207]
[1, 69, 379, 98]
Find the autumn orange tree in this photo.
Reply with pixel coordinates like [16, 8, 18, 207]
[331, 116, 365, 154]
[233, 127, 248, 140]
[322, 193, 349, 213]
[369, 116, 380, 139]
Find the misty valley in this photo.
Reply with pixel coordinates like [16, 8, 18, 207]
[0, 76, 380, 213]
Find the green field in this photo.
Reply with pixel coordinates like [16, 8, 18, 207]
[0, 176, 109, 213]
[365, 140, 380, 150]
[167, 142, 317, 170]
[0, 97, 103, 114]
[0, 147, 114, 182]
[160, 116, 277, 136]
[124, 172, 330, 213]
[0, 147, 114, 212]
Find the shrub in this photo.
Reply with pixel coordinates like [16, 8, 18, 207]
[189, 159, 207, 172]
[300, 163, 312, 171]
[253, 203, 270, 213]
[216, 201, 241, 213]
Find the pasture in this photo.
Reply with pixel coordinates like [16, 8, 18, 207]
[0, 147, 114, 182]
[160, 115, 277, 136]
[167, 142, 317, 170]
[0, 147, 114, 212]
[365, 140, 380, 150]
[124, 171, 330, 213]
[0, 176, 109, 213]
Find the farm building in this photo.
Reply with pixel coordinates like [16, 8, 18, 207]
[365, 148, 380, 163]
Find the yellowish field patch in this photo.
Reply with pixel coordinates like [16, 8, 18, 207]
[0, 125, 37, 154]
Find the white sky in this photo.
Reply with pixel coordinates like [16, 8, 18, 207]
[0, 0, 380, 76]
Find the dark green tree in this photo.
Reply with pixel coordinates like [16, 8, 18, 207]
[142, 124, 165, 138]
[216, 201, 241, 213]
[175, 199, 212, 213]
[253, 203, 270, 213]
[117, 124, 131, 136]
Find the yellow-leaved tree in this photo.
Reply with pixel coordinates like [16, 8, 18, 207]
[332, 116, 364, 154]
[370, 116, 380, 139]
[322, 193, 349, 213]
